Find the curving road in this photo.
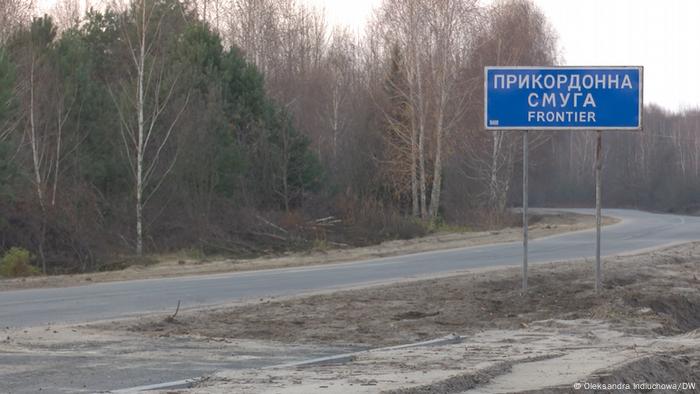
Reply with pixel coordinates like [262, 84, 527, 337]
[2, 208, 700, 328]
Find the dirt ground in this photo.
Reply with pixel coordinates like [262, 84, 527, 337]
[108, 241, 700, 347]
[0, 212, 614, 292]
[85, 242, 700, 393]
[162, 324, 700, 394]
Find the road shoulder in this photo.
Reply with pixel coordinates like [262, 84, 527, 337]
[88, 241, 700, 393]
[0, 211, 615, 292]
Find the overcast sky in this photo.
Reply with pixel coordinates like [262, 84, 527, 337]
[305, 0, 700, 112]
[35, 0, 700, 111]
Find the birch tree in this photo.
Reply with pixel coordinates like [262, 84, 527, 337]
[424, 0, 477, 219]
[51, 0, 81, 30]
[0, 0, 34, 43]
[373, 0, 477, 220]
[317, 27, 357, 166]
[380, 44, 414, 211]
[226, 0, 279, 75]
[10, 16, 78, 271]
[463, 0, 557, 218]
[373, 0, 428, 218]
[112, 0, 190, 255]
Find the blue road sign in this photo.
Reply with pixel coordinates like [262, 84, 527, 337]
[484, 66, 643, 130]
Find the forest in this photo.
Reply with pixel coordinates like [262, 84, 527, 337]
[0, 0, 698, 274]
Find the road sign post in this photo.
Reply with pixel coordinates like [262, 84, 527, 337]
[522, 130, 529, 293]
[484, 66, 642, 293]
[595, 130, 602, 292]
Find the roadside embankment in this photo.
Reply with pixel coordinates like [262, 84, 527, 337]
[102, 242, 700, 393]
[0, 211, 614, 292]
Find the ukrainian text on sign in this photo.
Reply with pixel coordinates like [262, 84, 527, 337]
[485, 67, 642, 130]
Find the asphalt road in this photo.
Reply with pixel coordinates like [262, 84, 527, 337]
[2, 208, 700, 329]
[2, 208, 700, 393]
[0, 330, 360, 394]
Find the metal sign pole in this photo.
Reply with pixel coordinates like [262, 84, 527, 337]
[484, 67, 642, 295]
[595, 130, 603, 292]
[522, 130, 529, 293]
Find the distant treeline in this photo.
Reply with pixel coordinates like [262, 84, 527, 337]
[531, 106, 700, 212]
[0, 0, 697, 273]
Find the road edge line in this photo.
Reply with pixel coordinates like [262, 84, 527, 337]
[107, 334, 463, 393]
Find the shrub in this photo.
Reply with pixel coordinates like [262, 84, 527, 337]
[96, 255, 158, 272]
[0, 247, 40, 278]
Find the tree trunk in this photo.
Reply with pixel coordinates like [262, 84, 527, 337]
[418, 121, 427, 218]
[489, 131, 501, 212]
[414, 56, 427, 219]
[410, 112, 419, 217]
[51, 100, 65, 206]
[429, 128, 442, 219]
[429, 93, 446, 220]
[29, 55, 48, 273]
[29, 57, 44, 209]
[135, 0, 146, 256]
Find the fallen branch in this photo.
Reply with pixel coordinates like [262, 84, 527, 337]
[255, 214, 289, 234]
[164, 300, 181, 323]
[250, 231, 288, 242]
[314, 216, 341, 224]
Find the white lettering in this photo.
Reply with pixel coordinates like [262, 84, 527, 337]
[518, 75, 529, 89]
[542, 92, 556, 107]
[557, 74, 567, 89]
[594, 74, 606, 89]
[532, 75, 543, 89]
[621, 74, 632, 89]
[495, 71, 634, 91]
[573, 92, 583, 107]
[609, 74, 620, 89]
[494, 75, 505, 89]
[543, 75, 555, 89]
[582, 75, 594, 89]
[528, 111, 596, 123]
[568, 75, 581, 90]
[559, 93, 570, 107]
[583, 93, 596, 108]
[528, 92, 539, 107]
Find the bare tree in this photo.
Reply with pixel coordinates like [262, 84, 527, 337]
[51, 0, 82, 30]
[313, 26, 358, 166]
[11, 17, 80, 272]
[226, 0, 279, 74]
[111, 0, 190, 255]
[462, 0, 557, 218]
[372, 0, 478, 220]
[424, 0, 478, 218]
[379, 44, 414, 210]
[190, 0, 224, 32]
[0, 0, 34, 43]
[372, 0, 429, 218]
